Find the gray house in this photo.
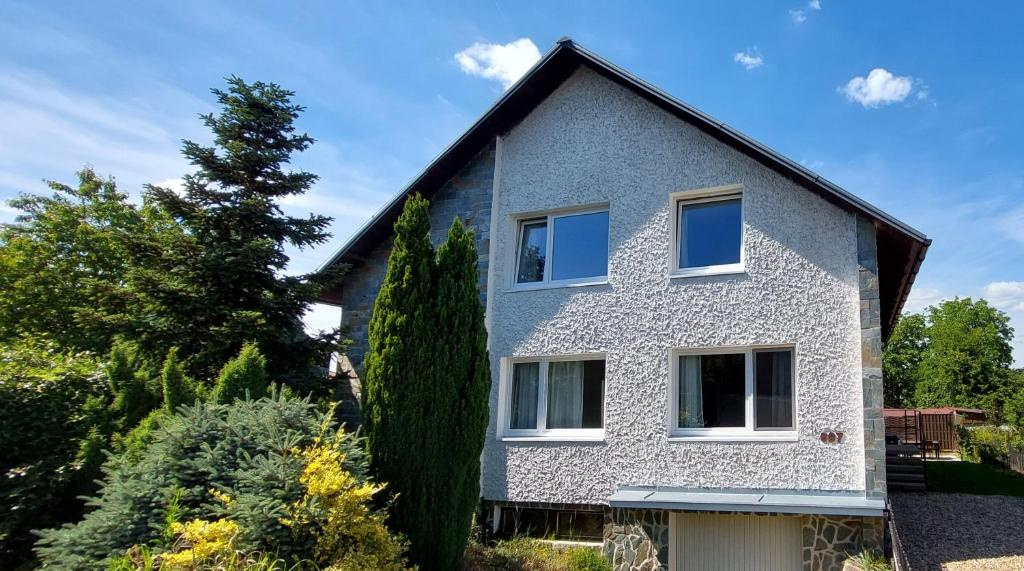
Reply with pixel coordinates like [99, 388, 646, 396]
[318, 39, 929, 571]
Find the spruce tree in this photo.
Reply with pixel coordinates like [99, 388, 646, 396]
[141, 77, 340, 388]
[432, 218, 491, 570]
[363, 194, 437, 567]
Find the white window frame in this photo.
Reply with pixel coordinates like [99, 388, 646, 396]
[497, 353, 607, 441]
[667, 345, 797, 442]
[510, 204, 610, 291]
[669, 184, 745, 278]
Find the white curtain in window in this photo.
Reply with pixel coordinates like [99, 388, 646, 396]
[510, 363, 539, 429]
[769, 351, 792, 426]
[679, 355, 705, 428]
[547, 361, 584, 428]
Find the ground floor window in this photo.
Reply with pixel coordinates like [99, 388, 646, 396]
[502, 355, 605, 438]
[496, 505, 604, 541]
[671, 346, 796, 439]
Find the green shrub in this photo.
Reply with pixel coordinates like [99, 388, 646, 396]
[845, 549, 891, 571]
[34, 390, 370, 569]
[960, 425, 1010, 466]
[564, 546, 612, 571]
[211, 342, 269, 404]
[0, 339, 108, 565]
[463, 538, 610, 571]
[160, 347, 194, 413]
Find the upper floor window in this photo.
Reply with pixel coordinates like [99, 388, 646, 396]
[515, 207, 609, 287]
[671, 346, 795, 440]
[502, 355, 605, 439]
[670, 185, 744, 277]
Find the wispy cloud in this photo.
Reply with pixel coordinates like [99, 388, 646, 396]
[840, 68, 919, 108]
[455, 38, 541, 90]
[789, 9, 807, 24]
[985, 281, 1024, 312]
[904, 286, 947, 313]
[733, 48, 764, 70]
[809, 0, 822, 10]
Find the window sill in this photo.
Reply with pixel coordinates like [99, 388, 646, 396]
[499, 434, 606, 443]
[505, 279, 609, 293]
[669, 264, 745, 279]
[667, 431, 798, 442]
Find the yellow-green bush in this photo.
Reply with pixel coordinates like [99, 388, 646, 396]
[959, 425, 1011, 466]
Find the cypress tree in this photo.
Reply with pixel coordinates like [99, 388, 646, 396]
[211, 342, 269, 404]
[160, 347, 190, 413]
[432, 218, 491, 570]
[364, 201, 492, 570]
[363, 194, 437, 567]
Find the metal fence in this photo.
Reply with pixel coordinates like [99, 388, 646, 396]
[887, 503, 911, 571]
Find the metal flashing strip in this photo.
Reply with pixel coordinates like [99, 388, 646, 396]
[608, 487, 885, 517]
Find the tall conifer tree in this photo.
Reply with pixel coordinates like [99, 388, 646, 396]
[141, 77, 339, 388]
[363, 194, 437, 566]
[433, 218, 491, 570]
[364, 197, 491, 570]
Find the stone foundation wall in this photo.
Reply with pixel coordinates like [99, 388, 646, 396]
[602, 508, 885, 571]
[803, 514, 884, 571]
[604, 508, 670, 571]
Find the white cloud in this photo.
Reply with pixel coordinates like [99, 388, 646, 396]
[809, 0, 821, 10]
[904, 286, 947, 313]
[454, 38, 541, 90]
[789, 9, 807, 23]
[985, 282, 1024, 312]
[733, 49, 764, 70]
[840, 68, 916, 108]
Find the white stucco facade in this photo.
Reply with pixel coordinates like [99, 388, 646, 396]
[481, 67, 866, 506]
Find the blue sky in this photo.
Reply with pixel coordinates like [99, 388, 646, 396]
[2, 1, 1023, 362]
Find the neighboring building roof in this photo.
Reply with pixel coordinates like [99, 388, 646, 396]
[608, 487, 885, 517]
[318, 38, 930, 339]
[884, 407, 987, 419]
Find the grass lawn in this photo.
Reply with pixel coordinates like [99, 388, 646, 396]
[926, 461, 1024, 496]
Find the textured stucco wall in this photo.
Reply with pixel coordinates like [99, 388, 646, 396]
[481, 67, 866, 505]
[337, 143, 496, 373]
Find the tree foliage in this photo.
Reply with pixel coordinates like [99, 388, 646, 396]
[140, 77, 341, 388]
[884, 298, 1019, 414]
[34, 392, 380, 569]
[431, 218, 491, 570]
[0, 340, 107, 563]
[883, 313, 926, 408]
[363, 196, 490, 570]
[212, 342, 269, 404]
[0, 169, 169, 353]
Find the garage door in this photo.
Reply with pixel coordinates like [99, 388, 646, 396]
[674, 513, 803, 571]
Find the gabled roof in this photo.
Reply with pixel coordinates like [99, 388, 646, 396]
[318, 38, 930, 339]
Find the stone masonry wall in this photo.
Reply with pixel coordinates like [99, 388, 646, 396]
[857, 215, 887, 499]
[336, 142, 496, 375]
[603, 509, 884, 571]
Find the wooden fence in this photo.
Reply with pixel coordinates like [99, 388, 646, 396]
[1009, 444, 1024, 475]
[920, 414, 958, 452]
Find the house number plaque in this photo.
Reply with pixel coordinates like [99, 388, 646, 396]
[819, 431, 845, 444]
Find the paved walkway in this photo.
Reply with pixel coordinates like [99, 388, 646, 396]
[890, 492, 1024, 570]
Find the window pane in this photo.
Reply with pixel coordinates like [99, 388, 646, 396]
[755, 350, 794, 429]
[551, 211, 609, 281]
[678, 353, 745, 428]
[509, 362, 539, 429]
[547, 359, 604, 429]
[678, 198, 742, 268]
[516, 221, 547, 283]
